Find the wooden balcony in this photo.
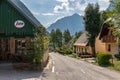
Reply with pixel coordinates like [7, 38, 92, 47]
[102, 35, 116, 43]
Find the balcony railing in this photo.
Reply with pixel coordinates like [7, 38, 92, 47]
[102, 35, 116, 43]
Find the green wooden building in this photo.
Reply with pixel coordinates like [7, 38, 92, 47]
[0, 0, 41, 60]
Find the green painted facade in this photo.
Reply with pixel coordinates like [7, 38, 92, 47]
[0, 0, 35, 38]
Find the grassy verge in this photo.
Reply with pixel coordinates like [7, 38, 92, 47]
[107, 60, 120, 71]
[64, 54, 79, 59]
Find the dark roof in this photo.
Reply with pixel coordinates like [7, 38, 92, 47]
[99, 18, 114, 39]
[8, 0, 41, 27]
[74, 31, 88, 46]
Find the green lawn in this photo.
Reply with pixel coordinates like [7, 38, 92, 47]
[65, 54, 120, 71]
[107, 60, 120, 71]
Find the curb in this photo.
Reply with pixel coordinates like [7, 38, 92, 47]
[40, 55, 53, 80]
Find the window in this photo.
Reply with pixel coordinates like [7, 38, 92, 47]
[108, 44, 111, 52]
[21, 40, 26, 47]
[22, 42, 26, 47]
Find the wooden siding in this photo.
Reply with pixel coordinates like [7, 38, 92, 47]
[95, 35, 106, 53]
[0, 0, 34, 38]
[101, 35, 116, 43]
[96, 34, 117, 54]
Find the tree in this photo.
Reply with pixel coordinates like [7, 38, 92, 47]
[55, 29, 62, 48]
[100, 10, 114, 25]
[113, 0, 120, 37]
[112, 0, 120, 53]
[75, 31, 83, 39]
[28, 26, 49, 68]
[50, 29, 63, 50]
[83, 3, 101, 57]
[50, 29, 56, 48]
[63, 29, 71, 44]
[66, 31, 82, 52]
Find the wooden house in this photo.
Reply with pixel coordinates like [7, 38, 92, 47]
[0, 0, 41, 60]
[95, 18, 118, 54]
[73, 32, 92, 56]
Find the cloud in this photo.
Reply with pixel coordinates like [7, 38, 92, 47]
[54, 2, 71, 13]
[54, 0, 76, 13]
[82, 0, 110, 11]
[75, 2, 87, 11]
[42, 13, 55, 16]
[54, 0, 87, 14]
[99, 0, 109, 2]
[53, 0, 110, 15]
[31, 11, 40, 16]
[56, 0, 75, 2]
[98, 0, 110, 10]
[56, 0, 68, 2]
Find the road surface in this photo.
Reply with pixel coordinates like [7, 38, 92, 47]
[41, 52, 120, 80]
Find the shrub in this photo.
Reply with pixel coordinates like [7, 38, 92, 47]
[97, 52, 112, 66]
[66, 48, 73, 54]
[115, 53, 120, 60]
[59, 45, 73, 55]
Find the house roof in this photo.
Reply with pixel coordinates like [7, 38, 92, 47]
[8, 0, 41, 27]
[74, 31, 88, 47]
[99, 18, 114, 39]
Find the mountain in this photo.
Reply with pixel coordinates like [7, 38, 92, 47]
[47, 13, 84, 35]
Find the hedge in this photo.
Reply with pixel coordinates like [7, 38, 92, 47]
[115, 53, 120, 60]
[97, 52, 112, 66]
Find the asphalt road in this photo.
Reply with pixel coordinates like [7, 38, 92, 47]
[41, 52, 120, 80]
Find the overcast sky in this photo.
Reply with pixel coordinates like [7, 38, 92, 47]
[21, 0, 110, 28]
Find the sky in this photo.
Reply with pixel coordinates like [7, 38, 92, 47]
[21, 0, 110, 28]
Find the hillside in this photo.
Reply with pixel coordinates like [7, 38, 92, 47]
[47, 13, 84, 35]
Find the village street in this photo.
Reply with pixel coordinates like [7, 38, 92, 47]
[41, 52, 120, 80]
[0, 52, 120, 80]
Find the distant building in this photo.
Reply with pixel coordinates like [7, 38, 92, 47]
[74, 18, 118, 57]
[0, 0, 41, 60]
[73, 31, 92, 56]
[95, 18, 118, 54]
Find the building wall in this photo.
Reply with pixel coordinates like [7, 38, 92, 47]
[95, 35, 117, 54]
[95, 35, 106, 53]
[88, 46, 92, 54]
[0, 0, 35, 37]
[10, 37, 15, 54]
[9, 37, 31, 54]
[74, 45, 92, 54]
[105, 43, 116, 54]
